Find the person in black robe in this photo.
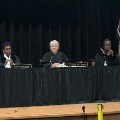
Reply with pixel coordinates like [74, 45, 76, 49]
[95, 38, 119, 66]
[0, 42, 21, 68]
[41, 40, 69, 68]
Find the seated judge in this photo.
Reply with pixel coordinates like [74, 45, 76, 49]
[0, 42, 21, 68]
[41, 40, 69, 68]
[95, 38, 119, 66]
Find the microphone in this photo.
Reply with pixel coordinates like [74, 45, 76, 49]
[82, 106, 85, 112]
[82, 106, 87, 120]
[50, 56, 53, 64]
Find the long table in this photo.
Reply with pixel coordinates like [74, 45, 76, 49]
[0, 67, 120, 107]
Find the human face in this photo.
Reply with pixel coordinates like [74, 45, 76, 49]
[50, 43, 59, 54]
[3, 45, 12, 56]
[103, 41, 111, 51]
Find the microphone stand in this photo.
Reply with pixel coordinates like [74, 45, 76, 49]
[50, 56, 53, 64]
[82, 106, 87, 120]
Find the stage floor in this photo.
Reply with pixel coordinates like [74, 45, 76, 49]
[0, 102, 120, 119]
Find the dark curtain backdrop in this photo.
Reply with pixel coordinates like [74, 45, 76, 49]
[0, 0, 120, 67]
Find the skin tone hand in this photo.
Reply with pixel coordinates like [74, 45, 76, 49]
[9, 59, 14, 65]
[107, 49, 113, 56]
[5, 59, 14, 65]
[51, 63, 61, 67]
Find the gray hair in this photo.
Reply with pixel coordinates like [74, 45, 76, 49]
[49, 40, 59, 47]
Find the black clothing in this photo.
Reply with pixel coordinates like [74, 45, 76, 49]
[0, 53, 21, 66]
[41, 51, 69, 67]
[95, 49, 119, 66]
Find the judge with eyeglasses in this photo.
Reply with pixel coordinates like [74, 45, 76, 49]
[0, 42, 21, 68]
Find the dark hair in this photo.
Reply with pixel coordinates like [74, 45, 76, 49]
[2, 42, 12, 50]
[104, 38, 111, 44]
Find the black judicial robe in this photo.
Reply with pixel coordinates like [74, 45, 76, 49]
[0, 53, 21, 67]
[41, 51, 69, 67]
[95, 49, 119, 66]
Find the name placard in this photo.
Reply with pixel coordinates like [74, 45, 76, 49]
[69, 62, 88, 67]
[12, 64, 32, 68]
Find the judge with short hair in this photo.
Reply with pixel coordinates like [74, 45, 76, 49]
[41, 40, 69, 68]
[95, 38, 119, 66]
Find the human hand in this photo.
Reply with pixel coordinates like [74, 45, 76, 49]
[107, 49, 113, 56]
[5, 59, 14, 65]
[9, 59, 14, 65]
[51, 63, 61, 67]
[5, 59, 9, 64]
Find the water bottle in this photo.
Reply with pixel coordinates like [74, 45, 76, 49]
[62, 62, 65, 66]
[104, 61, 107, 66]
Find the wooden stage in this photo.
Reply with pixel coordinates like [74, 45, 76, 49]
[0, 102, 120, 120]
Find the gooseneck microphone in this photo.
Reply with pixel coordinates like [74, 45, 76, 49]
[50, 56, 53, 64]
[82, 106, 85, 112]
[82, 106, 87, 120]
